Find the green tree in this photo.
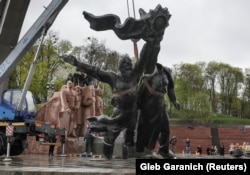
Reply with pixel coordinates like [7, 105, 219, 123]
[240, 69, 250, 118]
[217, 63, 243, 116]
[8, 30, 72, 103]
[175, 63, 211, 119]
[62, 37, 120, 115]
[204, 61, 221, 113]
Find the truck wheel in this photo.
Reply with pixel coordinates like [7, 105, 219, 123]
[10, 139, 25, 156]
[0, 132, 6, 156]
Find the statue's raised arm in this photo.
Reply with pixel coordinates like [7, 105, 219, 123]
[83, 5, 171, 74]
[83, 5, 171, 42]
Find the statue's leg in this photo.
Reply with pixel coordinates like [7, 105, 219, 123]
[102, 130, 120, 160]
[157, 111, 175, 159]
[70, 113, 78, 137]
[124, 113, 136, 147]
[124, 128, 134, 146]
[135, 110, 146, 152]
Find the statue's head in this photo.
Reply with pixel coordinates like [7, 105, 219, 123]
[118, 56, 133, 81]
[95, 88, 102, 96]
[66, 80, 73, 90]
[75, 86, 82, 95]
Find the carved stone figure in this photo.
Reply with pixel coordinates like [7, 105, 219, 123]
[36, 91, 62, 127]
[95, 87, 104, 116]
[74, 85, 84, 136]
[36, 82, 69, 127]
[44, 92, 62, 126]
[60, 80, 77, 137]
[81, 85, 96, 136]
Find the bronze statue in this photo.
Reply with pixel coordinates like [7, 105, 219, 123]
[136, 63, 180, 158]
[62, 5, 171, 159]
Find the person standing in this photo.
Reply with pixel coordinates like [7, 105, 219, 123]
[219, 143, 225, 156]
[84, 124, 94, 157]
[229, 143, 234, 155]
[185, 138, 191, 154]
[214, 145, 218, 155]
[48, 135, 56, 157]
[196, 145, 202, 155]
[169, 136, 177, 154]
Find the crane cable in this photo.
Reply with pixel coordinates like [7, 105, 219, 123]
[127, 0, 139, 61]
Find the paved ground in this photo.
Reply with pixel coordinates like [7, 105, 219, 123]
[0, 154, 135, 175]
[0, 154, 249, 175]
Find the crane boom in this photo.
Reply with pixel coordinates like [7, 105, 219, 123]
[0, 0, 68, 82]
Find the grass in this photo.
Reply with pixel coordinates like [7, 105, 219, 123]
[169, 115, 250, 127]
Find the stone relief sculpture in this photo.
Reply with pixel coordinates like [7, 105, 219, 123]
[36, 80, 104, 138]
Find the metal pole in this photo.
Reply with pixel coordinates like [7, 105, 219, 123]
[3, 137, 12, 161]
[132, 0, 136, 19]
[62, 143, 65, 154]
[126, 0, 130, 17]
[6, 138, 10, 157]
[59, 131, 67, 157]
[16, 27, 47, 112]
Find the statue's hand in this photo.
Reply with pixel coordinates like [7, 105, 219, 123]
[173, 101, 180, 110]
[141, 30, 164, 43]
[61, 55, 78, 66]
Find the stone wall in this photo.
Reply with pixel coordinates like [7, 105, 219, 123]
[22, 126, 250, 157]
[23, 136, 84, 155]
[22, 133, 125, 157]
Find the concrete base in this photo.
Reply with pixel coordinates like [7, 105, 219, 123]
[2, 157, 12, 162]
[24, 131, 153, 159]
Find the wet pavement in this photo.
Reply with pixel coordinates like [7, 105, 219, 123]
[0, 154, 249, 174]
[0, 154, 135, 175]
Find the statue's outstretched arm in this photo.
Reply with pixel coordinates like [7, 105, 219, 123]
[164, 67, 180, 110]
[61, 55, 114, 85]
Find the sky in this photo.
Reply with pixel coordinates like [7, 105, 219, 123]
[20, 0, 250, 70]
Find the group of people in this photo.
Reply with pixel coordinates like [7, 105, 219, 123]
[229, 142, 250, 155]
[168, 137, 226, 156]
[159, 136, 250, 157]
[206, 145, 218, 155]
